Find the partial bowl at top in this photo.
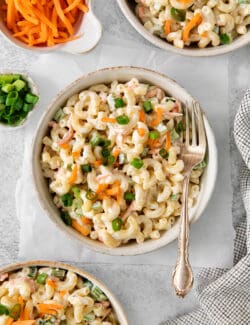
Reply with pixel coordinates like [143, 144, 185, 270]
[117, 0, 250, 57]
[32, 66, 217, 256]
[0, 0, 102, 54]
[0, 260, 128, 324]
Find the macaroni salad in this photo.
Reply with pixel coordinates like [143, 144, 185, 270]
[135, 0, 250, 48]
[0, 267, 118, 324]
[41, 79, 205, 248]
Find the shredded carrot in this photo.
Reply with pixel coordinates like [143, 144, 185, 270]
[68, 165, 78, 185]
[59, 290, 68, 297]
[165, 131, 171, 150]
[101, 117, 116, 123]
[93, 160, 102, 167]
[137, 128, 146, 137]
[6, 319, 14, 325]
[164, 20, 171, 36]
[112, 149, 121, 160]
[13, 321, 35, 325]
[21, 305, 31, 321]
[72, 219, 91, 236]
[47, 279, 57, 289]
[77, 2, 89, 12]
[81, 217, 92, 225]
[182, 13, 202, 42]
[3, 0, 88, 47]
[151, 108, 163, 127]
[148, 138, 161, 149]
[37, 303, 63, 316]
[59, 143, 70, 150]
[72, 150, 81, 159]
[96, 184, 109, 194]
[201, 31, 207, 37]
[139, 110, 146, 123]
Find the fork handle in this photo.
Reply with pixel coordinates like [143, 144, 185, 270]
[172, 173, 193, 298]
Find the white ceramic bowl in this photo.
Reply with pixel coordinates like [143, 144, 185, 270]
[32, 66, 218, 255]
[0, 260, 128, 325]
[0, 71, 39, 131]
[0, 0, 102, 54]
[117, 0, 250, 57]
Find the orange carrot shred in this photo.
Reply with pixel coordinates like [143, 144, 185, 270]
[101, 117, 116, 123]
[164, 20, 171, 36]
[137, 128, 146, 136]
[165, 131, 171, 150]
[139, 110, 146, 123]
[68, 165, 78, 184]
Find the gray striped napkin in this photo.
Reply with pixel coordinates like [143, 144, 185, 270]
[162, 89, 250, 325]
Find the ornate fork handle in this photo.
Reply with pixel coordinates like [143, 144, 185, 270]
[172, 172, 193, 298]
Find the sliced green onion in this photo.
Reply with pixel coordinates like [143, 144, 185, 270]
[149, 130, 160, 140]
[2, 84, 15, 93]
[84, 280, 93, 289]
[175, 121, 184, 134]
[23, 103, 33, 113]
[141, 147, 149, 158]
[6, 91, 18, 106]
[220, 33, 231, 45]
[159, 148, 169, 159]
[90, 134, 106, 147]
[54, 108, 65, 122]
[194, 160, 207, 170]
[12, 79, 26, 91]
[143, 100, 153, 113]
[0, 304, 9, 316]
[130, 158, 144, 169]
[24, 93, 39, 104]
[51, 268, 66, 280]
[170, 194, 179, 201]
[116, 115, 130, 125]
[36, 273, 48, 284]
[72, 186, 81, 198]
[101, 148, 110, 158]
[124, 192, 135, 202]
[60, 211, 72, 226]
[83, 312, 95, 321]
[114, 97, 125, 108]
[0, 94, 6, 104]
[0, 74, 16, 84]
[61, 193, 73, 207]
[165, 97, 176, 103]
[9, 304, 21, 320]
[170, 8, 186, 22]
[103, 155, 115, 166]
[112, 218, 123, 231]
[90, 285, 108, 302]
[103, 139, 111, 147]
[81, 164, 92, 173]
[15, 97, 24, 110]
[86, 190, 98, 201]
[28, 266, 38, 278]
[170, 128, 180, 141]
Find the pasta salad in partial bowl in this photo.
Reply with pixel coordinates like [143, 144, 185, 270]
[117, 0, 250, 56]
[32, 67, 217, 255]
[0, 260, 128, 324]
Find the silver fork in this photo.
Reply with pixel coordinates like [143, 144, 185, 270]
[172, 101, 207, 298]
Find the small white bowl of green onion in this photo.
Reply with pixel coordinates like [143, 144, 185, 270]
[0, 72, 39, 130]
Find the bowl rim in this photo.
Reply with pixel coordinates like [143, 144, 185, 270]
[116, 0, 250, 57]
[0, 0, 102, 54]
[0, 260, 129, 325]
[31, 66, 218, 256]
[0, 70, 39, 131]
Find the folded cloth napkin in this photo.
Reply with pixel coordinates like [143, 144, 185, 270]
[162, 89, 250, 325]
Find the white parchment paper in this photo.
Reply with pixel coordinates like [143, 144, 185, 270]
[16, 38, 234, 267]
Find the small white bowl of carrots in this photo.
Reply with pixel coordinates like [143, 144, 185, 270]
[0, 0, 102, 54]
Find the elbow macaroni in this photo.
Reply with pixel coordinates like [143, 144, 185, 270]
[41, 79, 205, 248]
[0, 267, 118, 324]
[135, 0, 250, 49]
